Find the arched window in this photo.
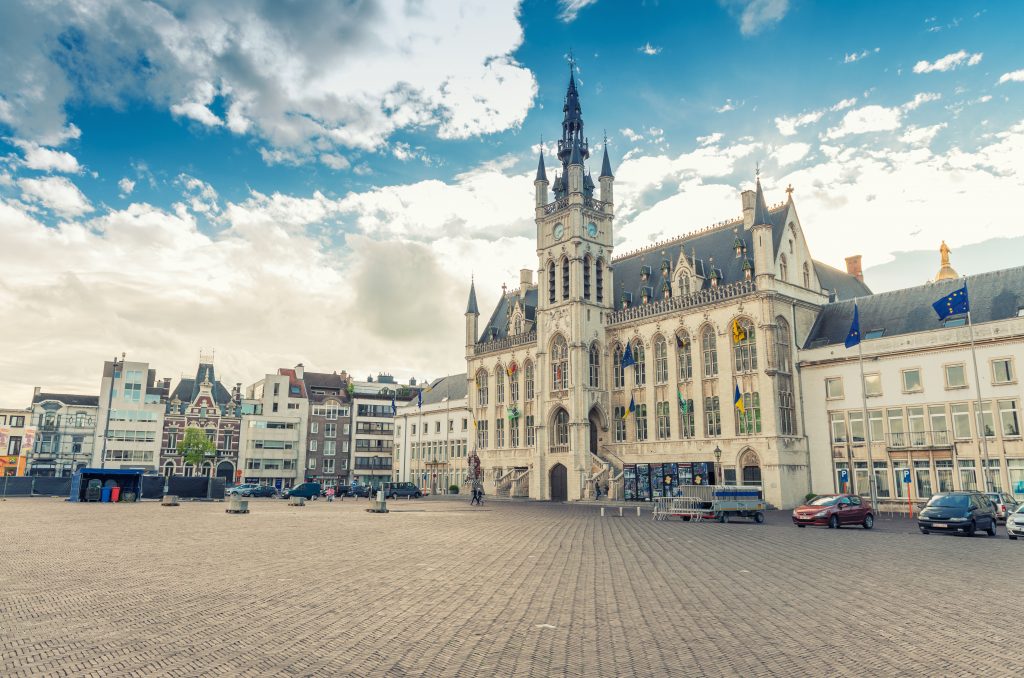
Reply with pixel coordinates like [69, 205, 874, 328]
[633, 340, 647, 386]
[476, 369, 489, 406]
[551, 335, 568, 390]
[802, 262, 810, 288]
[583, 255, 592, 300]
[654, 335, 668, 384]
[612, 344, 624, 389]
[163, 460, 175, 478]
[736, 391, 762, 435]
[732, 318, 757, 373]
[776, 317, 792, 374]
[740, 450, 762, 486]
[495, 366, 505, 403]
[553, 408, 570, 446]
[676, 332, 692, 381]
[779, 254, 788, 281]
[701, 326, 718, 378]
[589, 342, 600, 388]
[561, 257, 570, 300]
[548, 261, 556, 304]
[509, 364, 520, 402]
[596, 258, 604, 303]
[678, 275, 691, 297]
[514, 318, 522, 335]
[524, 361, 535, 400]
[776, 317, 796, 436]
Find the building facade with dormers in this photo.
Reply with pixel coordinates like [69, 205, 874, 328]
[464, 71, 868, 508]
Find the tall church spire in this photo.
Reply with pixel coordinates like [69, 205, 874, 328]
[535, 149, 547, 182]
[557, 66, 589, 168]
[752, 175, 770, 226]
[466, 279, 479, 315]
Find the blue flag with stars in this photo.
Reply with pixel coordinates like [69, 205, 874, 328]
[621, 342, 636, 370]
[932, 285, 969, 320]
[844, 304, 861, 348]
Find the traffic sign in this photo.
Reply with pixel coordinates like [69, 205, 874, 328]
[902, 469, 912, 484]
[839, 469, 849, 483]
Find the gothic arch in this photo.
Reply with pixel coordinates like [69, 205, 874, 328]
[587, 403, 609, 431]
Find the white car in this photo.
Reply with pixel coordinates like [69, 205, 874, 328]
[1007, 504, 1024, 540]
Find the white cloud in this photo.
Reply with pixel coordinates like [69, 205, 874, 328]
[558, 0, 598, 22]
[831, 98, 858, 112]
[720, 0, 790, 36]
[998, 69, 1024, 85]
[118, 177, 135, 196]
[716, 99, 740, 113]
[177, 174, 220, 215]
[913, 50, 983, 74]
[12, 140, 81, 173]
[900, 123, 947, 146]
[843, 47, 880, 64]
[0, 1, 537, 166]
[774, 142, 810, 166]
[775, 110, 823, 136]
[697, 132, 724, 147]
[638, 43, 662, 56]
[18, 176, 93, 216]
[320, 154, 351, 171]
[824, 93, 940, 139]
[621, 128, 644, 142]
[903, 92, 942, 111]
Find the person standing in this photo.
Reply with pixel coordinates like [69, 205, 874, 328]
[594, 479, 602, 500]
[326, 486, 335, 503]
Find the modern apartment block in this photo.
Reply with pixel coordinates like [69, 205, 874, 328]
[238, 365, 309, 490]
[94, 358, 170, 472]
[350, 374, 418, 487]
[303, 370, 352, 487]
[394, 374, 470, 494]
[28, 390, 99, 477]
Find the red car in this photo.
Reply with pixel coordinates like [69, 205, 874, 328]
[792, 494, 874, 529]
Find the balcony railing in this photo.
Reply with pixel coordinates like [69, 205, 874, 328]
[474, 331, 537, 356]
[886, 430, 952, 450]
[550, 445, 569, 454]
[606, 280, 757, 326]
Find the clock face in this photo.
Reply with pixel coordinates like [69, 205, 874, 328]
[587, 222, 598, 237]
[553, 223, 564, 240]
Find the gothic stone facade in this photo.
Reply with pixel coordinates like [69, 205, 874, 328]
[464, 72, 868, 508]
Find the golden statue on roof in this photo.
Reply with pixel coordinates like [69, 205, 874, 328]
[935, 240, 958, 281]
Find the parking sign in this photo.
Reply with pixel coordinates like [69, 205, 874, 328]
[839, 469, 849, 483]
[903, 469, 911, 484]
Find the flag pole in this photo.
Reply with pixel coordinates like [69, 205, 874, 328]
[966, 305, 992, 493]
[856, 312, 879, 510]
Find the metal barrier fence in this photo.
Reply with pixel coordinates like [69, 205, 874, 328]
[1, 475, 224, 500]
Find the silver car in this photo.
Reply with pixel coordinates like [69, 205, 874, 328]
[984, 492, 1021, 524]
[1007, 504, 1024, 540]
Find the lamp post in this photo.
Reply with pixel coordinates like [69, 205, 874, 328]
[713, 445, 722, 486]
[100, 353, 125, 470]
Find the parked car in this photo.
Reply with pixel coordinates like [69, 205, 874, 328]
[227, 483, 259, 496]
[382, 481, 422, 499]
[282, 482, 321, 500]
[983, 492, 1020, 524]
[247, 485, 278, 498]
[918, 491, 998, 536]
[792, 494, 874, 529]
[1007, 504, 1024, 540]
[341, 484, 371, 498]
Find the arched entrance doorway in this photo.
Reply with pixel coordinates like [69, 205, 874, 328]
[550, 463, 568, 501]
[739, 449, 762, 486]
[216, 461, 233, 484]
[588, 406, 604, 457]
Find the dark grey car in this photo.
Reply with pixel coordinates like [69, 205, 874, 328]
[918, 491, 998, 537]
[382, 481, 422, 499]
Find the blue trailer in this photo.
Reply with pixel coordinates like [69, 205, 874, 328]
[69, 468, 144, 502]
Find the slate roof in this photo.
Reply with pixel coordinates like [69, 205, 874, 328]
[813, 260, 872, 301]
[600, 145, 613, 178]
[169, 363, 232, 405]
[479, 287, 538, 343]
[303, 371, 346, 392]
[466, 280, 479, 315]
[32, 393, 99, 407]
[418, 374, 468, 406]
[803, 266, 1024, 348]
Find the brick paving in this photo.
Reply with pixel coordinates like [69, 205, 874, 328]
[1, 495, 1022, 677]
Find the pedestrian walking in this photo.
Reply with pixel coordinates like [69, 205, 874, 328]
[470, 486, 482, 506]
[594, 480, 601, 500]
[326, 486, 335, 502]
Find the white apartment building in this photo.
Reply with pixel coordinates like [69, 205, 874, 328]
[238, 366, 309, 490]
[28, 390, 99, 477]
[94, 358, 169, 472]
[801, 265, 1024, 504]
[394, 374, 470, 494]
[349, 374, 421, 487]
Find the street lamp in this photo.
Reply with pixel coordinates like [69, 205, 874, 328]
[713, 445, 722, 486]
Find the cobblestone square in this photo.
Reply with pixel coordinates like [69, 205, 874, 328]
[2, 496, 1022, 677]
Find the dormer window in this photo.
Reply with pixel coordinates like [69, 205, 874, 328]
[661, 282, 671, 299]
[621, 291, 633, 309]
[709, 269, 721, 288]
[734, 237, 746, 258]
[641, 286, 653, 304]
[661, 259, 670, 277]
[742, 259, 753, 281]
[640, 265, 652, 282]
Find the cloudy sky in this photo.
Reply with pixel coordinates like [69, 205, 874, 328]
[1, 0, 1022, 404]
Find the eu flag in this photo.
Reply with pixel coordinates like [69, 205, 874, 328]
[844, 304, 861, 349]
[621, 342, 636, 370]
[932, 285, 969, 320]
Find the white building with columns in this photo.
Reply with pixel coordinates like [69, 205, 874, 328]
[394, 374, 470, 494]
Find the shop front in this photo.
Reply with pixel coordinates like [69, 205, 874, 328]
[623, 461, 718, 501]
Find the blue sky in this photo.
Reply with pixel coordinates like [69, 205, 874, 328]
[1, 0, 1022, 403]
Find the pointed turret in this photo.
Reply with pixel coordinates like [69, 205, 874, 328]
[535, 149, 549, 208]
[599, 144, 614, 179]
[465, 278, 479, 356]
[465, 279, 479, 315]
[752, 176, 770, 226]
[535, 150, 548, 182]
[749, 175, 775, 290]
[569, 138, 583, 166]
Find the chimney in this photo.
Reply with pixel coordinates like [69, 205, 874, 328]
[741, 190, 756, 229]
[33, 386, 41, 398]
[520, 268, 533, 287]
[295, 363, 304, 379]
[845, 255, 864, 283]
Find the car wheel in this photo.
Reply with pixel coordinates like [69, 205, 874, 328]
[919, 528, 929, 534]
[753, 511, 765, 524]
[414, 492, 422, 498]
[797, 524, 806, 528]
[828, 515, 839, 529]
[863, 513, 874, 530]
[1010, 534, 1018, 540]
[964, 520, 976, 537]
[389, 493, 398, 500]
[987, 519, 997, 537]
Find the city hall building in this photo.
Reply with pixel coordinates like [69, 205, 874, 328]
[464, 70, 868, 508]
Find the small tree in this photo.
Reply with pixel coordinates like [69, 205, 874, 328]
[178, 427, 216, 497]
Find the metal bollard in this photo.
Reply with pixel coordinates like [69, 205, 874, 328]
[600, 507, 605, 517]
[636, 506, 641, 517]
[618, 507, 623, 517]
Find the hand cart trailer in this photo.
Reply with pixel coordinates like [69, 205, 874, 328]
[653, 485, 766, 523]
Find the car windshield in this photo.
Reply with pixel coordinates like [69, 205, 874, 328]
[808, 496, 840, 506]
[927, 494, 969, 508]
[1016, 504, 1024, 514]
